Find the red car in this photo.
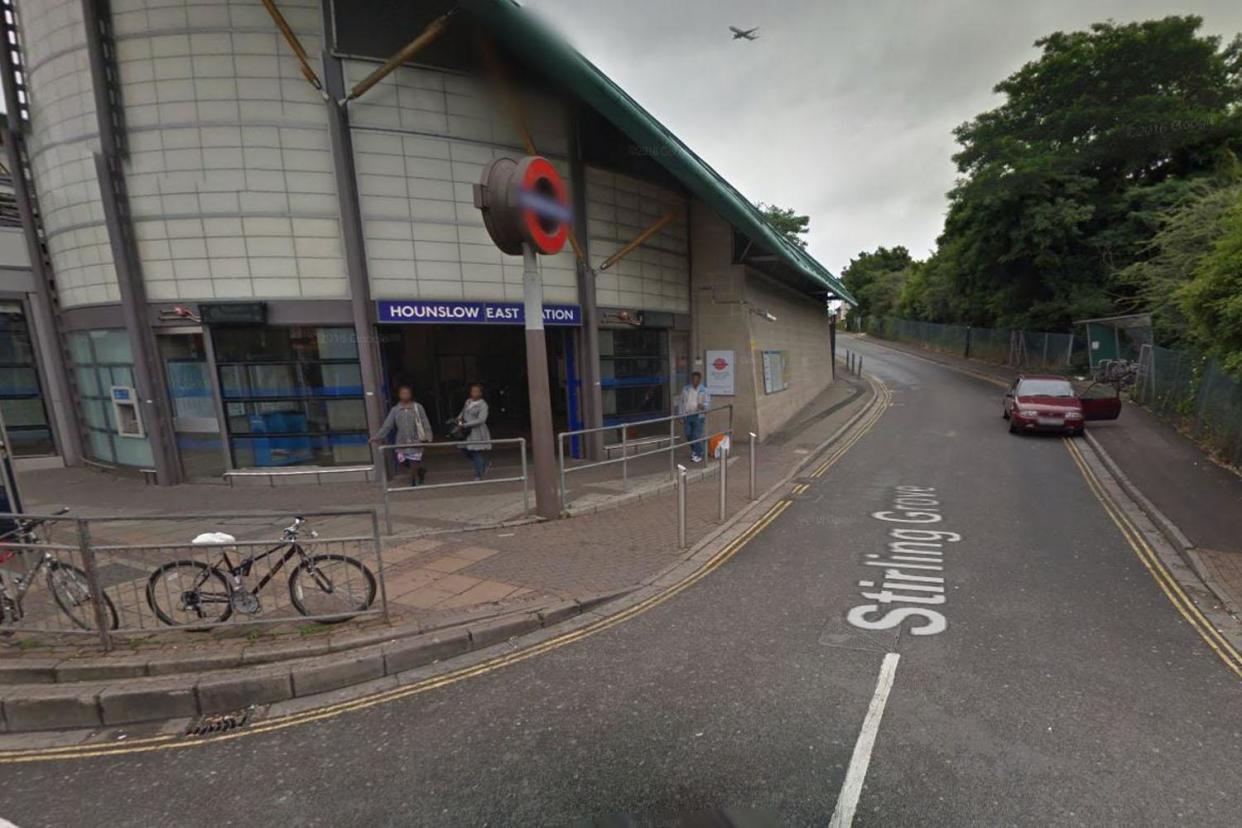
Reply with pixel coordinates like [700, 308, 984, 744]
[1003, 374, 1121, 436]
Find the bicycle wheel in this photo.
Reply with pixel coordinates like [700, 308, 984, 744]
[146, 560, 233, 627]
[288, 554, 376, 622]
[48, 561, 119, 631]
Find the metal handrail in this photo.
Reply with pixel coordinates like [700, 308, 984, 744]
[556, 405, 734, 511]
[376, 438, 529, 535]
[223, 464, 376, 486]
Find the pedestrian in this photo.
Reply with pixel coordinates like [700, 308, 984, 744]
[679, 371, 711, 462]
[370, 385, 433, 486]
[455, 382, 492, 480]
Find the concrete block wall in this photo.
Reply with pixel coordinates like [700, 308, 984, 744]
[19, 0, 119, 308]
[745, 273, 834, 437]
[585, 167, 689, 313]
[689, 200, 759, 438]
[343, 60, 577, 303]
[689, 200, 835, 441]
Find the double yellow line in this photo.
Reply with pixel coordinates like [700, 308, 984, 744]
[4, 380, 892, 764]
[1064, 437, 1242, 679]
[0, 499, 796, 764]
[809, 380, 892, 480]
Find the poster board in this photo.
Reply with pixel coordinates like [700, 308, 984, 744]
[705, 350, 735, 395]
[761, 350, 791, 394]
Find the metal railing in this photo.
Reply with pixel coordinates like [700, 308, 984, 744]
[377, 438, 529, 535]
[556, 405, 734, 512]
[0, 510, 387, 650]
[224, 465, 376, 486]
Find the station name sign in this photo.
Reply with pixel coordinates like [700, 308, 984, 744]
[376, 300, 581, 326]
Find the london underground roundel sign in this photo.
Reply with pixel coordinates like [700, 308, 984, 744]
[473, 155, 571, 256]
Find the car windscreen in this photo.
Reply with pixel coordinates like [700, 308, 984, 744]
[1017, 379, 1075, 397]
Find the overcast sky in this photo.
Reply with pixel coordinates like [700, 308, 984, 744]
[522, 0, 1242, 276]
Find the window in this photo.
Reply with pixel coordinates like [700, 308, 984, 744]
[600, 328, 668, 426]
[212, 326, 369, 467]
[67, 329, 154, 467]
[1017, 379, 1075, 397]
[0, 303, 54, 456]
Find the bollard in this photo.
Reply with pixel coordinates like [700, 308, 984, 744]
[678, 466, 689, 547]
[621, 427, 628, 491]
[669, 416, 676, 481]
[857, 355, 863, 377]
[847, 351, 853, 373]
[718, 446, 728, 522]
[749, 431, 757, 500]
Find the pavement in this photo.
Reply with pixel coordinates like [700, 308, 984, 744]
[845, 333, 1242, 616]
[2, 340, 1240, 826]
[0, 377, 871, 709]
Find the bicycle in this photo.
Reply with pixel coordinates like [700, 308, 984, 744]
[145, 517, 377, 627]
[0, 510, 119, 632]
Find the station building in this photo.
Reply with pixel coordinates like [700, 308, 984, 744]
[0, 0, 853, 484]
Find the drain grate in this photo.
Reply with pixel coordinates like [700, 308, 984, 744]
[184, 708, 252, 737]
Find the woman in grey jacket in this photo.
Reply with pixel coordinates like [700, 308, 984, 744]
[455, 383, 492, 480]
[370, 385, 433, 485]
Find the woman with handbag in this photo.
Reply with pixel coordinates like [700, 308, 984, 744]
[370, 385, 433, 486]
[454, 383, 492, 480]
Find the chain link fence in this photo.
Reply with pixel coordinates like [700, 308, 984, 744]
[854, 316, 1082, 372]
[1134, 346, 1242, 468]
[855, 315, 1242, 468]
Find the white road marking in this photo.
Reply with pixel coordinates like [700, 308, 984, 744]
[829, 652, 901, 828]
[0, 818, 20, 828]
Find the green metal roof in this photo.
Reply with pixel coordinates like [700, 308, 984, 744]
[460, 0, 856, 306]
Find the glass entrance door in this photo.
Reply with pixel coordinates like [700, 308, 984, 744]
[158, 333, 224, 479]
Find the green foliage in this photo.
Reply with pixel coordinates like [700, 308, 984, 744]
[841, 246, 914, 318]
[1179, 197, 1242, 375]
[888, 15, 1242, 351]
[755, 202, 810, 248]
[1116, 175, 1242, 345]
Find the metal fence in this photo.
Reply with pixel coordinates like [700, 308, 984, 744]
[859, 315, 1242, 468]
[556, 405, 734, 511]
[1133, 345, 1242, 468]
[377, 438, 529, 534]
[0, 510, 386, 650]
[858, 316, 1082, 373]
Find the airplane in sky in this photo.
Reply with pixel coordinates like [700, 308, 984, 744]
[729, 26, 759, 41]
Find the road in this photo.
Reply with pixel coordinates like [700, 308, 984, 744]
[5, 339, 1242, 826]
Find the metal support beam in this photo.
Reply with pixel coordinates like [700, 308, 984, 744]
[322, 51, 385, 443]
[261, 0, 327, 99]
[94, 153, 179, 484]
[82, 0, 178, 482]
[598, 211, 677, 271]
[340, 10, 455, 105]
[568, 108, 603, 460]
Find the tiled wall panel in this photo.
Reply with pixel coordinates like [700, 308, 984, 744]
[345, 60, 577, 304]
[585, 167, 689, 313]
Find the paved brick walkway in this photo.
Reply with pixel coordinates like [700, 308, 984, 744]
[3, 374, 869, 655]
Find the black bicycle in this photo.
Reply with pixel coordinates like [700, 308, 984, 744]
[145, 517, 377, 627]
[0, 510, 119, 632]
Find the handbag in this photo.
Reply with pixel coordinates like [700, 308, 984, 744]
[446, 418, 467, 440]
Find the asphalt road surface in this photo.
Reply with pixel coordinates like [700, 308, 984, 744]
[5, 340, 1242, 826]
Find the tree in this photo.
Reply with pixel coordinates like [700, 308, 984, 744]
[1116, 169, 1242, 346]
[931, 17, 1242, 330]
[756, 202, 810, 248]
[1179, 195, 1242, 375]
[841, 246, 915, 319]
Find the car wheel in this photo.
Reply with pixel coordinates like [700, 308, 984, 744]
[1008, 419, 1018, 434]
[1073, 427, 1085, 437]
[1002, 407, 1009, 420]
